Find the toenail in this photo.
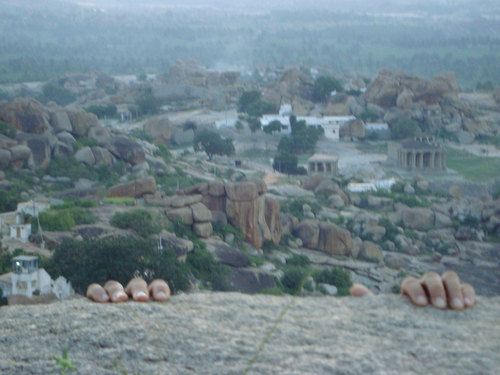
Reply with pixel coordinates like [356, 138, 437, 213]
[434, 297, 446, 308]
[135, 291, 147, 299]
[464, 297, 472, 305]
[452, 297, 463, 308]
[101, 293, 109, 301]
[113, 291, 127, 300]
[416, 295, 426, 305]
[156, 292, 167, 299]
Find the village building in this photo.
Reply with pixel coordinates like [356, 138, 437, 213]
[308, 154, 339, 176]
[0, 256, 72, 299]
[388, 137, 446, 171]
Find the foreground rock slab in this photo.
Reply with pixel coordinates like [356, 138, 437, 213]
[0, 294, 498, 375]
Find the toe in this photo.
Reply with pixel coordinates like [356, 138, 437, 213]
[104, 280, 128, 303]
[349, 283, 373, 297]
[125, 278, 149, 302]
[401, 277, 428, 307]
[149, 279, 171, 302]
[86, 283, 110, 303]
[461, 283, 476, 308]
[421, 272, 447, 309]
[442, 271, 464, 310]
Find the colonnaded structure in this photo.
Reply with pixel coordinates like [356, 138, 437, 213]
[308, 153, 339, 176]
[388, 137, 446, 171]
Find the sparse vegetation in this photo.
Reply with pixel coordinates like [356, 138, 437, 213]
[110, 209, 161, 238]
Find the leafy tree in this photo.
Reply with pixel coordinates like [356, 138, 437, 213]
[248, 117, 262, 133]
[263, 120, 283, 134]
[194, 131, 235, 161]
[390, 118, 422, 140]
[133, 88, 160, 117]
[312, 76, 343, 103]
[85, 104, 117, 119]
[45, 237, 191, 294]
[41, 83, 76, 106]
[237, 90, 275, 117]
[273, 152, 299, 174]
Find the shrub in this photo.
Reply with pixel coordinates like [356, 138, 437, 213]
[212, 222, 244, 243]
[280, 266, 309, 295]
[379, 217, 399, 242]
[312, 266, 352, 296]
[286, 254, 311, 267]
[186, 241, 229, 291]
[46, 237, 190, 294]
[110, 209, 160, 238]
[36, 210, 75, 231]
[281, 198, 320, 221]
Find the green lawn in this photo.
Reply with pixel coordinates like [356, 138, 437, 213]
[446, 148, 500, 182]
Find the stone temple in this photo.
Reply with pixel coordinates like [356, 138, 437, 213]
[388, 136, 446, 171]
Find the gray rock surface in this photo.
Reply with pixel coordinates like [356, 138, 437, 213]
[0, 294, 498, 375]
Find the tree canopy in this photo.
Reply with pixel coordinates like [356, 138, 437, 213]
[263, 120, 283, 134]
[237, 90, 275, 117]
[312, 76, 343, 103]
[194, 130, 235, 160]
[390, 118, 422, 140]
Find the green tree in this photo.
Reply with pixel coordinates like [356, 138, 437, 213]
[45, 237, 191, 294]
[194, 131, 235, 161]
[312, 76, 343, 103]
[133, 88, 160, 117]
[273, 152, 299, 174]
[248, 117, 262, 133]
[390, 118, 422, 140]
[41, 83, 76, 106]
[237, 90, 275, 117]
[263, 120, 283, 134]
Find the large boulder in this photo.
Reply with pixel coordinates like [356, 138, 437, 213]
[108, 176, 157, 198]
[50, 111, 72, 133]
[74, 146, 96, 166]
[360, 241, 384, 263]
[225, 181, 259, 201]
[317, 222, 353, 256]
[87, 126, 111, 146]
[293, 220, 320, 249]
[9, 145, 31, 163]
[159, 231, 194, 262]
[16, 133, 51, 169]
[205, 239, 250, 268]
[227, 268, 276, 294]
[166, 207, 194, 225]
[400, 207, 435, 231]
[144, 115, 172, 145]
[66, 108, 99, 136]
[108, 136, 146, 165]
[191, 202, 212, 222]
[264, 197, 282, 245]
[0, 98, 50, 134]
[91, 146, 114, 166]
[192, 222, 213, 238]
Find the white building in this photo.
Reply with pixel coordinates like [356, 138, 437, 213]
[16, 200, 50, 218]
[261, 105, 355, 141]
[2, 256, 72, 299]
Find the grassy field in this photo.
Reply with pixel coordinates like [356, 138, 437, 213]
[446, 148, 500, 182]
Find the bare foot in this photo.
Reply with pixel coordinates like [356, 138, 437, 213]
[87, 278, 171, 303]
[350, 270, 475, 310]
[401, 271, 475, 310]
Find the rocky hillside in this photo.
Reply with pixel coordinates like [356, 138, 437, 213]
[0, 294, 498, 375]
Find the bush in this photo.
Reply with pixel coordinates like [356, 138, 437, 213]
[36, 210, 75, 232]
[281, 198, 320, 221]
[390, 118, 422, 140]
[212, 222, 244, 243]
[110, 209, 160, 238]
[280, 266, 309, 295]
[286, 254, 311, 267]
[186, 243, 229, 291]
[312, 266, 352, 296]
[379, 217, 399, 242]
[41, 83, 76, 106]
[45, 237, 190, 294]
